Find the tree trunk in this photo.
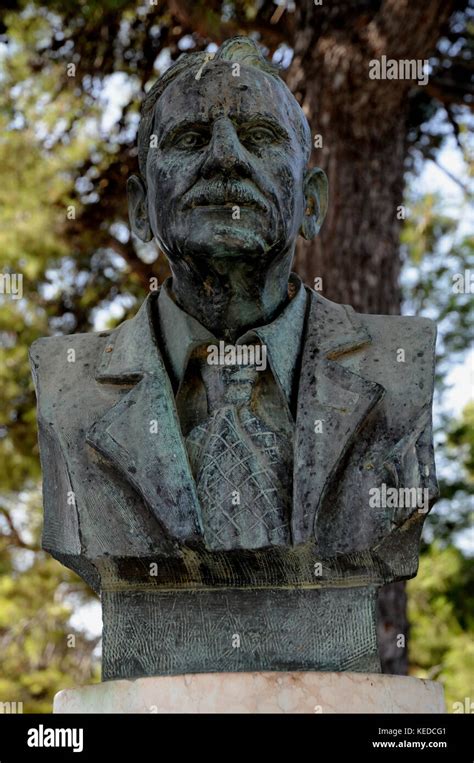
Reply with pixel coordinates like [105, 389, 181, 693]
[294, 121, 405, 314]
[288, 0, 454, 673]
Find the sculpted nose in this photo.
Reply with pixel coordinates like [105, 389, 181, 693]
[201, 118, 251, 178]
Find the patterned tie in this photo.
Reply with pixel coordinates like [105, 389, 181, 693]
[185, 355, 292, 551]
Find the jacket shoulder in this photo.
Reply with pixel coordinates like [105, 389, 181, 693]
[355, 310, 436, 337]
[351, 311, 437, 410]
[29, 330, 113, 406]
[30, 329, 114, 369]
[29, 329, 112, 363]
[355, 311, 437, 358]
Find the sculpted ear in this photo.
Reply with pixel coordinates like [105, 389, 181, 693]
[300, 167, 328, 240]
[127, 174, 153, 242]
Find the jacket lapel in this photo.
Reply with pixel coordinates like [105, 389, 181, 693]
[293, 290, 385, 544]
[86, 294, 203, 543]
[86, 288, 385, 548]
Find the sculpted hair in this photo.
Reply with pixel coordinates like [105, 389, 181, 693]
[137, 36, 312, 177]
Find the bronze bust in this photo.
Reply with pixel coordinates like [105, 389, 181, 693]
[30, 37, 438, 680]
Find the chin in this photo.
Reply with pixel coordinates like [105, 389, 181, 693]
[181, 221, 275, 259]
[187, 236, 269, 259]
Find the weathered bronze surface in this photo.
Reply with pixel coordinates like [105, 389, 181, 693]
[30, 37, 438, 680]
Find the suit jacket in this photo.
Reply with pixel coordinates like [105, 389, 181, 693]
[29, 286, 438, 596]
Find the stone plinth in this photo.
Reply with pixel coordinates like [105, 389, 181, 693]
[54, 672, 445, 714]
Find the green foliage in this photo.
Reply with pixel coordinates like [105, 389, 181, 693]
[0, 551, 100, 713]
[0, 488, 99, 713]
[402, 187, 473, 371]
[402, 154, 473, 711]
[448, 401, 474, 478]
[408, 543, 474, 711]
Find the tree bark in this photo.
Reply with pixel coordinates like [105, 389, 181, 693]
[293, 121, 405, 314]
[288, 0, 454, 673]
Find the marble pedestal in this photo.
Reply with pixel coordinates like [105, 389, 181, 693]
[54, 672, 445, 714]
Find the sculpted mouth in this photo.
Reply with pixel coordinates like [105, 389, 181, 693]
[182, 180, 268, 213]
[190, 199, 262, 210]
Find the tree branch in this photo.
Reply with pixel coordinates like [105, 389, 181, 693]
[0, 505, 38, 551]
[430, 157, 471, 195]
[168, 0, 292, 50]
[426, 77, 474, 111]
[106, 235, 156, 289]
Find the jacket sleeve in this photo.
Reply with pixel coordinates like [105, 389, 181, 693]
[30, 337, 101, 592]
[378, 317, 438, 526]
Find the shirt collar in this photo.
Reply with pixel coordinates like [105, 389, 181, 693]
[156, 273, 308, 404]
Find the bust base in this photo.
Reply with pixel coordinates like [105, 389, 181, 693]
[100, 586, 381, 678]
[54, 672, 445, 714]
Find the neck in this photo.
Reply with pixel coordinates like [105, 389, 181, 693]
[168, 249, 294, 342]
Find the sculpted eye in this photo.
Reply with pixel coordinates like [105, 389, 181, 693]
[174, 131, 208, 150]
[241, 127, 277, 147]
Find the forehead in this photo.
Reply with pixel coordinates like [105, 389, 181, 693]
[153, 62, 300, 135]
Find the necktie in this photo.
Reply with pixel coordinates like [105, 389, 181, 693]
[185, 355, 292, 551]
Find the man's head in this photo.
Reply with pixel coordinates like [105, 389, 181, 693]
[128, 37, 327, 266]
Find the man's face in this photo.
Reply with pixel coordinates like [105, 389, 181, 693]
[144, 62, 308, 262]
